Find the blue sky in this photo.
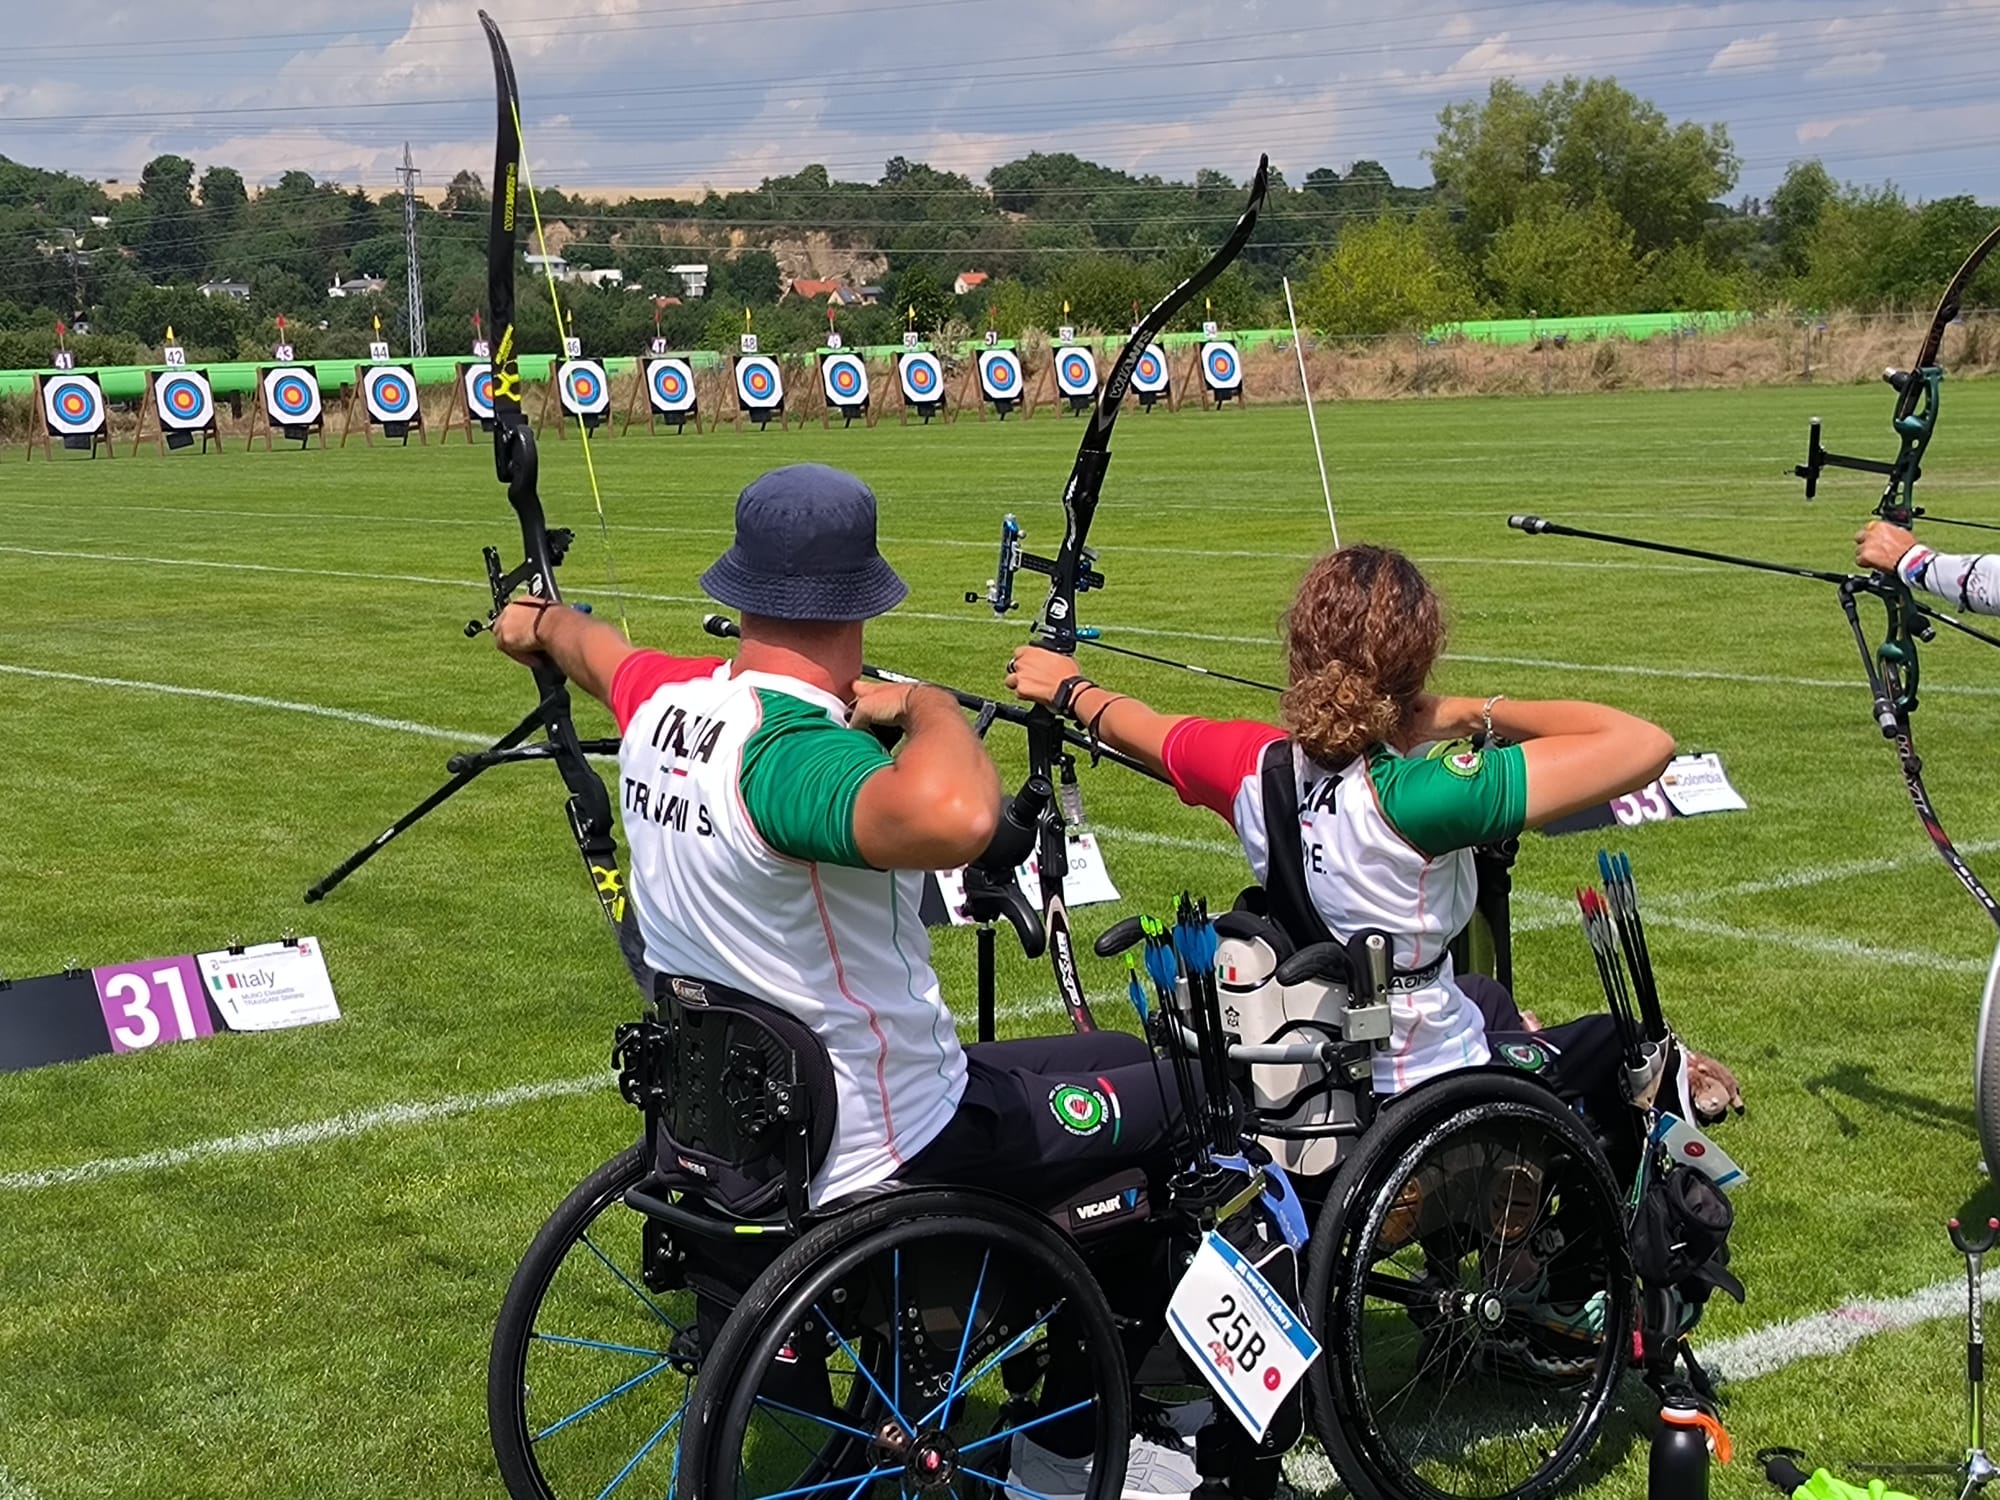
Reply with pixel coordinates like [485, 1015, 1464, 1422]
[3, 0, 1998, 204]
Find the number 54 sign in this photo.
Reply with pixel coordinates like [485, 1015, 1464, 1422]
[93, 956, 214, 1053]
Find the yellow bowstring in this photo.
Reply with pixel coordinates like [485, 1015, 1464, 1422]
[510, 97, 630, 641]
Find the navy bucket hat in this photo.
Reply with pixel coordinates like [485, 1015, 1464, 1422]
[699, 464, 908, 622]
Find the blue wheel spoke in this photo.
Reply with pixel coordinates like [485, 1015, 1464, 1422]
[920, 1299, 1062, 1429]
[581, 1232, 684, 1334]
[533, 1357, 678, 1442]
[531, 1331, 672, 1360]
[938, 1251, 990, 1428]
[590, 1407, 683, 1500]
[957, 1398, 1094, 1456]
[746, 1463, 899, 1500]
[815, 1304, 911, 1436]
[754, 1395, 879, 1446]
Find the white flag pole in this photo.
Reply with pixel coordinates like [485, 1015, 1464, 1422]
[1283, 276, 1338, 548]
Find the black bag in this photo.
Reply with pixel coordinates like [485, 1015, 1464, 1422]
[1632, 1166, 1744, 1304]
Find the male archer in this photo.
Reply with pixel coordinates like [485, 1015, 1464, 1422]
[1858, 520, 2000, 615]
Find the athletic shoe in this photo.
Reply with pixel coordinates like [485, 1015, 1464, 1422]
[1005, 1432, 1200, 1499]
[1482, 1291, 1608, 1383]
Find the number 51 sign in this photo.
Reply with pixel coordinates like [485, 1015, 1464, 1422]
[93, 955, 213, 1053]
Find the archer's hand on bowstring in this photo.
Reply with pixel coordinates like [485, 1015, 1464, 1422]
[491, 596, 634, 708]
[1856, 519, 1919, 574]
[1005, 644, 1177, 778]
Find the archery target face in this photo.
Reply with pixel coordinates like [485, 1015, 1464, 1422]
[1131, 345, 1170, 394]
[42, 373, 105, 435]
[1201, 340, 1242, 391]
[821, 352, 869, 407]
[978, 348, 1022, 401]
[261, 366, 322, 426]
[647, 357, 697, 413]
[464, 362, 496, 420]
[898, 350, 943, 404]
[156, 370, 215, 430]
[363, 365, 420, 424]
[735, 354, 784, 410]
[1055, 346, 1099, 398]
[559, 359, 611, 417]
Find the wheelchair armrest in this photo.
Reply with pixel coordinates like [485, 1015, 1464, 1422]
[1275, 942, 1351, 988]
[1093, 915, 1146, 958]
[962, 866, 1046, 959]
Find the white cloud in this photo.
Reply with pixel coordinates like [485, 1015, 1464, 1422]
[1806, 50, 1887, 79]
[1707, 33, 1780, 74]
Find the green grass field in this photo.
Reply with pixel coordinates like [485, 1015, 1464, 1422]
[6, 384, 2000, 1499]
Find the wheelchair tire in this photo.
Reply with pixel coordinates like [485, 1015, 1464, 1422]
[1303, 1072, 1632, 1500]
[1976, 939, 2000, 1174]
[680, 1188, 1132, 1500]
[490, 1143, 699, 1500]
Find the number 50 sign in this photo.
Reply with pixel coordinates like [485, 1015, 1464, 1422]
[93, 956, 214, 1053]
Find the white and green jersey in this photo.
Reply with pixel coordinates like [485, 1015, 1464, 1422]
[611, 651, 965, 1207]
[1161, 717, 1529, 1094]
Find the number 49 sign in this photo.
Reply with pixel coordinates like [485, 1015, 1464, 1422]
[92, 955, 213, 1054]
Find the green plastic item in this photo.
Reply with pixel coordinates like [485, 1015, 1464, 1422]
[1790, 1470, 1921, 1500]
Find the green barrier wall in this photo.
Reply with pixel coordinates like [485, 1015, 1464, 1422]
[1422, 311, 1750, 345]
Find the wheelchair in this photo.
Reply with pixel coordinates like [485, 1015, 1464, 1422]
[485, 868, 1724, 1500]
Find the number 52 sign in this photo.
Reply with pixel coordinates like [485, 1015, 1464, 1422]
[92, 955, 213, 1053]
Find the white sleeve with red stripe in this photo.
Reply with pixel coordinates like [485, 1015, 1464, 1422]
[610, 650, 729, 733]
[1160, 716, 1287, 885]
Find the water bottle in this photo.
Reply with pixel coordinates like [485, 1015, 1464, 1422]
[1650, 1392, 1728, 1500]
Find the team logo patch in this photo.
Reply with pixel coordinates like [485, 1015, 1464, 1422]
[1500, 1041, 1550, 1073]
[1444, 749, 1482, 778]
[1049, 1084, 1108, 1136]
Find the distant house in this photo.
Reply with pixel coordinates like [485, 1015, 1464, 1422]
[670, 263, 709, 298]
[198, 280, 251, 301]
[784, 276, 847, 304]
[328, 275, 386, 298]
[953, 271, 989, 295]
[524, 252, 570, 278]
[572, 267, 625, 289]
[858, 285, 886, 304]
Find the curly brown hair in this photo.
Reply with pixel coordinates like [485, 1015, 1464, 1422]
[1280, 545, 1445, 765]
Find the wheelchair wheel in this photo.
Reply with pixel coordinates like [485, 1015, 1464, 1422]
[1975, 938, 2000, 1173]
[489, 1143, 699, 1500]
[1304, 1072, 1632, 1500]
[680, 1188, 1132, 1500]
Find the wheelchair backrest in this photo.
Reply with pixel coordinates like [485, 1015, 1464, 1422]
[616, 974, 837, 1222]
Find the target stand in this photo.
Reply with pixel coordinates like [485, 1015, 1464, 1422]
[247, 365, 328, 451]
[133, 368, 223, 455]
[438, 361, 499, 444]
[539, 357, 614, 440]
[816, 349, 874, 429]
[623, 353, 705, 436]
[342, 364, 427, 447]
[1050, 344, 1101, 416]
[894, 347, 948, 426]
[28, 372, 114, 460]
[1196, 339, 1247, 410]
[730, 353, 788, 432]
[961, 345, 1028, 422]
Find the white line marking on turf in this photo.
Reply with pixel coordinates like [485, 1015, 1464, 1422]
[0, 1467, 41, 1500]
[0, 1074, 609, 1192]
[1699, 1274, 1992, 1382]
[0, 664, 490, 746]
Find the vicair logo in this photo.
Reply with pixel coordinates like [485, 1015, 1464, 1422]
[1072, 1187, 1141, 1226]
[207, 969, 275, 993]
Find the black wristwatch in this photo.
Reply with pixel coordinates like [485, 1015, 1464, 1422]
[1050, 675, 1096, 722]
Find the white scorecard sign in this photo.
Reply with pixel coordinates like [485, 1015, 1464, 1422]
[1166, 1231, 1320, 1440]
[196, 937, 341, 1032]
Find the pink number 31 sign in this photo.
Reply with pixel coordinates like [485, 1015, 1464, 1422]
[92, 956, 213, 1054]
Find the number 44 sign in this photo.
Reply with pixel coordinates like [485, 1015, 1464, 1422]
[1166, 1231, 1320, 1440]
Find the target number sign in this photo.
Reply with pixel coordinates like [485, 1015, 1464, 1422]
[822, 353, 869, 408]
[735, 355, 784, 410]
[473, 338, 492, 358]
[94, 955, 214, 1055]
[978, 349, 1023, 401]
[52, 350, 75, 371]
[563, 336, 583, 359]
[647, 357, 697, 414]
[262, 366, 323, 427]
[899, 351, 943, 404]
[164, 346, 187, 368]
[464, 362, 496, 420]
[984, 330, 998, 347]
[363, 365, 420, 424]
[740, 333, 759, 355]
[1202, 320, 1220, 337]
[368, 340, 391, 362]
[649, 337, 668, 356]
[273, 342, 295, 362]
[825, 331, 843, 350]
[1131, 345, 1171, 394]
[559, 359, 611, 417]
[1201, 340, 1243, 391]
[1056, 346, 1099, 398]
[156, 370, 215, 430]
[43, 374, 106, 436]
[1167, 1232, 1320, 1442]
[903, 332, 920, 349]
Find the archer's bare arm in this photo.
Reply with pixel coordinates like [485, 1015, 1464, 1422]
[492, 598, 636, 706]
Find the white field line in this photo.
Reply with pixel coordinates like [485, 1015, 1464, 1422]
[11, 542, 1987, 700]
[0, 1467, 40, 1500]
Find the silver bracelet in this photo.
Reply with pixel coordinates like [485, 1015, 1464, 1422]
[1481, 694, 1506, 742]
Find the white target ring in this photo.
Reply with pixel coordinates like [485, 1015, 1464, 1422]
[43, 374, 105, 435]
[821, 352, 869, 408]
[1201, 340, 1242, 391]
[898, 350, 944, 405]
[1055, 346, 1099, 399]
[363, 365, 420, 424]
[735, 354, 784, 410]
[156, 370, 215, 430]
[977, 349, 1022, 401]
[262, 366, 322, 426]
[464, 363, 496, 421]
[646, 358, 697, 414]
[1130, 345, 1171, 395]
[559, 359, 611, 417]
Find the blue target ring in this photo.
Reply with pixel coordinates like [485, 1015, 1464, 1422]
[53, 380, 97, 425]
[1203, 343, 1240, 388]
[371, 372, 413, 415]
[908, 362, 935, 393]
[163, 376, 206, 418]
[272, 374, 314, 417]
[832, 361, 862, 396]
[979, 351, 1021, 397]
[747, 368, 772, 396]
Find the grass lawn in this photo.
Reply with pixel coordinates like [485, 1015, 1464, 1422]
[4, 382, 2000, 1499]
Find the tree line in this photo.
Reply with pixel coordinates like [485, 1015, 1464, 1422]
[0, 73, 1993, 371]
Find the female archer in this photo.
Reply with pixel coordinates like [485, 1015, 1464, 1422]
[1858, 519, 2000, 615]
[1006, 542, 1739, 1120]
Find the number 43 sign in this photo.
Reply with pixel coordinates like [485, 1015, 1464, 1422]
[1166, 1231, 1320, 1440]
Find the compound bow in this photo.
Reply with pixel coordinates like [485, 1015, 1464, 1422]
[968, 156, 1271, 1030]
[1513, 224, 2000, 932]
